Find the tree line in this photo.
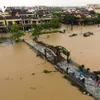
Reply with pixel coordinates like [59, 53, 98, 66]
[10, 19, 61, 41]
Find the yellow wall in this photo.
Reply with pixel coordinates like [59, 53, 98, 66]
[6, 21, 8, 25]
[6, 20, 20, 25]
[12, 21, 15, 24]
[0, 20, 5, 25]
[3, 21, 5, 25]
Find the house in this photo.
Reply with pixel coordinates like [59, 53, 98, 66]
[0, 16, 7, 33]
[0, 6, 55, 32]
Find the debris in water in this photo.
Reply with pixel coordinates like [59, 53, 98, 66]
[32, 73, 35, 75]
[47, 35, 50, 38]
[30, 87, 36, 90]
[20, 77, 22, 80]
[69, 34, 77, 37]
[43, 70, 57, 74]
[43, 70, 51, 73]
[83, 32, 94, 37]
[5, 78, 13, 80]
[11, 78, 14, 80]
[5, 78, 10, 80]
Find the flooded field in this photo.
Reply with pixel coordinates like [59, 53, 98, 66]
[0, 24, 99, 100]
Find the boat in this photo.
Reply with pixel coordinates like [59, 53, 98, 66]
[23, 40, 100, 100]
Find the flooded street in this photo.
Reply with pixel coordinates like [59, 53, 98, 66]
[0, 24, 99, 100]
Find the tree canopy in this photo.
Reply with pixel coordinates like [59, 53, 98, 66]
[63, 14, 78, 25]
[31, 19, 61, 40]
[31, 24, 42, 37]
[10, 24, 24, 41]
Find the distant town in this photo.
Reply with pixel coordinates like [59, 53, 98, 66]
[1, 4, 100, 100]
[0, 4, 100, 33]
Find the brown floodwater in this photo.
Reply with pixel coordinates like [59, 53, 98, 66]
[39, 24, 100, 71]
[0, 25, 99, 100]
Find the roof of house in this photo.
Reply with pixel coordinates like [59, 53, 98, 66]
[5, 16, 21, 19]
[18, 11, 33, 14]
[0, 16, 5, 20]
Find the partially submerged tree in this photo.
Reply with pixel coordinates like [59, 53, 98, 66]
[10, 24, 24, 42]
[31, 19, 61, 40]
[50, 19, 61, 29]
[41, 19, 61, 30]
[63, 14, 78, 30]
[31, 24, 42, 40]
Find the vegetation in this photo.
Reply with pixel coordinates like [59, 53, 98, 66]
[10, 24, 24, 41]
[61, 11, 100, 26]
[63, 14, 78, 30]
[31, 19, 61, 40]
[52, 12, 63, 21]
[43, 70, 57, 74]
[31, 24, 42, 40]
[43, 70, 51, 74]
[41, 19, 61, 29]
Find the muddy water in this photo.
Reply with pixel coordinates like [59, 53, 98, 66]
[39, 24, 100, 71]
[0, 42, 93, 100]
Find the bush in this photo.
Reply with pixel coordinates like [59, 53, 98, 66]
[43, 70, 51, 73]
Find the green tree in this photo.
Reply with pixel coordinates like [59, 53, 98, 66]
[10, 24, 24, 41]
[31, 24, 42, 40]
[63, 14, 78, 30]
[31, 23, 37, 29]
[89, 10, 95, 15]
[52, 12, 63, 21]
[84, 18, 93, 24]
[39, 19, 61, 30]
[50, 19, 61, 28]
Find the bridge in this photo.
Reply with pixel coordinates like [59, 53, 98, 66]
[23, 39, 100, 100]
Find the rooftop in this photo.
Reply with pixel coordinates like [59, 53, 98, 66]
[5, 16, 21, 19]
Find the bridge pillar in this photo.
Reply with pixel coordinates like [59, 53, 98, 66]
[44, 49, 47, 58]
[54, 56, 57, 64]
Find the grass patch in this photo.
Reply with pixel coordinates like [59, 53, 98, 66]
[43, 70, 51, 74]
[43, 70, 57, 74]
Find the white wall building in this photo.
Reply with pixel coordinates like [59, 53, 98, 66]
[87, 4, 100, 13]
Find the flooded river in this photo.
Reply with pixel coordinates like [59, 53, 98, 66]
[0, 25, 99, 100]
[39, 24, 100, 71]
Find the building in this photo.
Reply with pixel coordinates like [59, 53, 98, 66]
[87, 4, 100, 13]
[0, 16, 7, 33]
[0, 6, 54, 33]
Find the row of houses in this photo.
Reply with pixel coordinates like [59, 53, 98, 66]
[0, 7, 54, 33]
